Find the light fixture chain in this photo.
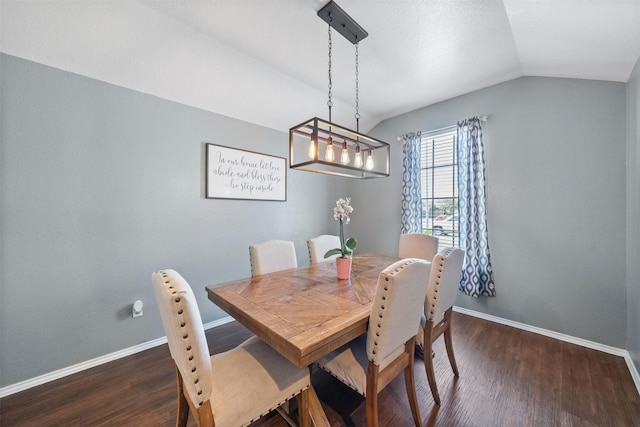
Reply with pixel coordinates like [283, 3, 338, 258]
[327, 17, 333, 122]
[354, 42, 360, 133]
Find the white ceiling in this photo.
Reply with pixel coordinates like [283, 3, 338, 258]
[2, 0, 640, 133]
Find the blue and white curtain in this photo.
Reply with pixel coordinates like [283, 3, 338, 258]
[457, 118, 496, 297]
[400, 132, 422, 234]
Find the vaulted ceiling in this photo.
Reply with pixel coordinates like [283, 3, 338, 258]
[2, 0, 640, 133]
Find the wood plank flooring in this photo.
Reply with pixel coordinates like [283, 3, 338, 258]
[1, 312, 639, 426]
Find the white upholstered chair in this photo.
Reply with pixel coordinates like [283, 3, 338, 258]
[152, 269, 310, 427]
[307, 235, 341, 264]
[399, 233, 438, 358]
[248, 239, 300, 423]
[316, 259, 431, 427]
[398, 233, 439, 262]
[249, 240, 297, 276]
[418, 247, 465, 405]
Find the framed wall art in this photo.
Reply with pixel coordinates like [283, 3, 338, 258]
[205, 143, 287, 201]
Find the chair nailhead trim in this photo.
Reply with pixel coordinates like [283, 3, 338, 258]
[244, 385, 311, 426]
[160, 271, 205, 407]
[428, 256, 447, 319]
[369, 259, 420, 361]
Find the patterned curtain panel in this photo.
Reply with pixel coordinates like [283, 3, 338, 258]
[401, 132, 422, 234]
[457, 118, 496, 297]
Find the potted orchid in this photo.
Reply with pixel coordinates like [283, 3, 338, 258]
[324, 197, 357, 279]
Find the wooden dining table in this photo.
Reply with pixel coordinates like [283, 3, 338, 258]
[206, 254, 400, 426]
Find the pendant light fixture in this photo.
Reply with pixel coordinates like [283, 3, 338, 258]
[289, 0, 390, 178]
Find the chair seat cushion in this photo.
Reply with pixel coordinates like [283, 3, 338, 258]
[210, 336, 310, 427]
[316, 335, 404, 396]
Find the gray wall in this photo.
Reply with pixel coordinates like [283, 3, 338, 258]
[1, 53, 635, 389]
[0, 54, 345, 388]
[627, 57, 640, 373]
[352, 76, 628, 348]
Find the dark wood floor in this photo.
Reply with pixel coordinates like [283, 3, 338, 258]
[1, 313, 639, 426]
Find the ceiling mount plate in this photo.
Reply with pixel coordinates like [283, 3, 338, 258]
[317, 1, 368, 45]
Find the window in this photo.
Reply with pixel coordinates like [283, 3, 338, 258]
[421, 128, 458, 247]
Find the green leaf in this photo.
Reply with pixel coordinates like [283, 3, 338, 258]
[324, 248, 343, 258]
[323, 237, 357, 258]
[343, 237, 358, 255]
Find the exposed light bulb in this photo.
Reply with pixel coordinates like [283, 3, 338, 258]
[325, 137, 335, 162]
[308, 139, 316, 159]
[354, 145, 363, 168]
[340, 141, 350, 165]
[365, 149, 374, 170]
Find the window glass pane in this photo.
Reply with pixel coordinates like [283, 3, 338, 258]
[432, 144, 453, 167]
[421, 128, 458, 246]
[432, 166, 455, 198]
[420, 169, 428, 199]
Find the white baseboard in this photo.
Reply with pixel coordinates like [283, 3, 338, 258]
[624, 352, 640, 396]
[0, 316, 234, 399]
[453, 306, 640, 396]
[2, 311, 639, 399]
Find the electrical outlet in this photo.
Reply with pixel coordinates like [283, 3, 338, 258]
[132, 300, 143, 318]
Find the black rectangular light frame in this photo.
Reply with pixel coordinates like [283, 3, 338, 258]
[289, 117, 390, 179]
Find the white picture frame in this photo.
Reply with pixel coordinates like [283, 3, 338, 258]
[205, 143, 287, 201]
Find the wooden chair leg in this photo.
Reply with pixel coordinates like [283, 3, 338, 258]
[403, 341, 422, 427]
[296, 388, 310, 427]
[423, 322, 441, 405]
[365, 362, 380, 427]
[365, 391, 379, 427]
[175, 367, 190, 427]
[195, 400, 215, 427]
[443, 310, 459, 376]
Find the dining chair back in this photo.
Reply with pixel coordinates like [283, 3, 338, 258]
[152, 269, 310, 427]
[249, 240, 297, 276]
[316, 258, 431, 427]
[398, 233, 439, 261]
[419, 247, 465, 404]
[307, 234, 341, 264]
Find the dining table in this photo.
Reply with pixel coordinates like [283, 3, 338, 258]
[206, 253, 400, 427]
